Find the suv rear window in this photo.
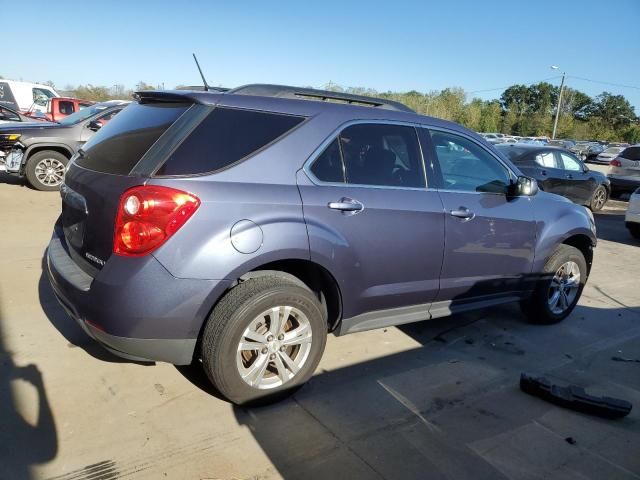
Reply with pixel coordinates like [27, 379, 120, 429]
[76, 103, 188, 175]
[155, 108, 305, 176]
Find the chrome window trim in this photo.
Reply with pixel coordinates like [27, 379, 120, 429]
[302, 120, 526, 197]
[302, 119, 431, 191]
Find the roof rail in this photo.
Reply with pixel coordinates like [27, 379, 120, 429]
[228, 84, 414, 113]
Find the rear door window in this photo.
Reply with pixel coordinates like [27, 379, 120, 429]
[310, 139, 345, 183]
[535, 151, 560, 168]
[155, 108, 305, 176]
[76, 103, 189, 175]
[339, 123, 425, 188]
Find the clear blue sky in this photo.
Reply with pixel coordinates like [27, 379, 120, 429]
[3, 0, 640, 109]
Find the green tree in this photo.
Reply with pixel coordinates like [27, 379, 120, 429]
[586, 92, 637, 130]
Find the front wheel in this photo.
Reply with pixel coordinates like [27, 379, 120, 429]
[589, 185, 608, 211]
[201, 276, 327, 405]
[628, 223, 640, 240]
[25, 150, 68, 191]
[521, 244, 587, 324]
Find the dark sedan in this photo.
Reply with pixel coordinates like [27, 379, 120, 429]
[497, 144, 610, 210]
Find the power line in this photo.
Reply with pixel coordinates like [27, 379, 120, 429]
[567, 75, 640, 91]
[467, 76, 562, 94]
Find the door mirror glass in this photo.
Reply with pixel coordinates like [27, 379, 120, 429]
[515, 176, 538, 196]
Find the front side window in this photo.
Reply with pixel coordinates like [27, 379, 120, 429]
[560, 153, 582, 171]
[32, 87, 55, 106]
[156, 108, 304, 176]
[535, 152, 560, 168]
[429, 130, 510, 193]
[339, 123, 425, 188]
[0, 106, 20, 121]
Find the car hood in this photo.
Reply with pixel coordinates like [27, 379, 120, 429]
[0, 121, 59, 132]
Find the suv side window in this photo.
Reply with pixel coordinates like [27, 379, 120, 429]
[429, 130, 510, 193]
[310, 139, 345, 183]
[560, 153, 582, 172]
[156, 108, 305, 176]
[535, 151, 560, 168]
[339, 123, 425, 188]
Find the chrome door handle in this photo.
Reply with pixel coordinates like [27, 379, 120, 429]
[328, 198, 363, 212]
[450, 207, 475, 220]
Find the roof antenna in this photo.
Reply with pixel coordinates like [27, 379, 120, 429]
[192, 53, 210, 91]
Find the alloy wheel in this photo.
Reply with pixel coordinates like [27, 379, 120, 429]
[592, 188, 607, 210]
[236, 305, 313, 390]
[34, 158, 65, 187]
[548, 261, 580, 315]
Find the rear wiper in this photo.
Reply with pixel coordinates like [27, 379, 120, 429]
[77, 148, 85, 158]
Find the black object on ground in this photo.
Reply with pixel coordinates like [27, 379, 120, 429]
[611, 356, 640, 363]
[565, 437, 577, 445]
[520, 373, 632, 419]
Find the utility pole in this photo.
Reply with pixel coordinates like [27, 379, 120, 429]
[552, 71, 565, 140]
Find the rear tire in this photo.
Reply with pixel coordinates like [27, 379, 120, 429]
[629, 224, 640, 240]
[25, 150, 68, 191]
[521, 244, 587, 324]
[201, 276, 327, 405]
[589, 185, 608, 211]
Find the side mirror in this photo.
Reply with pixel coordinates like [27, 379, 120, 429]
[87, 120, 102, 132]
[515, 176, 538, 196]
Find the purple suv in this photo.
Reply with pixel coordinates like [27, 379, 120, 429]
[47, 85, 596, 404]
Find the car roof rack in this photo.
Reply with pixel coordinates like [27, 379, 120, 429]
[228, 84, 414, 113]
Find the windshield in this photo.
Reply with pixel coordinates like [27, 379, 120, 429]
[58, 103, 119, 126]
[604, 147, 622, 154]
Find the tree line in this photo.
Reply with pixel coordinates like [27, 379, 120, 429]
[328, 81, 639, 143]
[42, 78, 640, 143]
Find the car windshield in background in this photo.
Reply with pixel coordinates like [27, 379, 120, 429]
[58, 103, 119, 126]
[76, 102, 189, 175]
[495, 144, 529, 161]
[604, 147, 623, 154]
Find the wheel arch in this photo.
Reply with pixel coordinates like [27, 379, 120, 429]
[561, 233, 594, 274]
[22, 143, 73, 172]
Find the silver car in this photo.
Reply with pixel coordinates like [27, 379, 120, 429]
[608, 145, 640, 196]
[595, 146, 625, 165]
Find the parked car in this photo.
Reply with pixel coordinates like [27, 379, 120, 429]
[594, 146, 625, 165]
[0, 79, 59, 113]
[0, 105, 35, 124]
[26, 97, 95, 122]
[496, 144, 610, 210]
[547, 139, 575, 149]
[580, 144, 605, 162]
[608, 145, 640, 196]
[47, 85, 596, 405]
[0, 101, 128, 190]
[625, 188, 640, 239]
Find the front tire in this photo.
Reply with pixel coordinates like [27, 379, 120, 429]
[201, 276, 327, 405]
[628, 223, 640, 240]
[589, 185, 608, 211]
[25, 150, 68, 191]
[521, 244, 587, 324]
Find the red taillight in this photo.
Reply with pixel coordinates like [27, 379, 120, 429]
[114, 185, 200, 256]
[610, 158, 622, 167]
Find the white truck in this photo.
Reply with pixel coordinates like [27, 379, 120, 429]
[0, 80, 59, 114]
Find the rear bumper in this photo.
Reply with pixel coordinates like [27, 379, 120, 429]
[608, 175, 640, 192]
[46, 225, 231, 364]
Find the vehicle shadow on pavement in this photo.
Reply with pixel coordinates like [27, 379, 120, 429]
[0, 299, 57, 480]
[0, 172, 28, 188]
[224, 301, 640, 480]
[37, 255, 153, 365]
[594, 210, 639, 247]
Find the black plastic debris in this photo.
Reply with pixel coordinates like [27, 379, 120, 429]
[520, 373, 632, 419]
[611, 356, 640, 364]
[565, 437, 577, 445]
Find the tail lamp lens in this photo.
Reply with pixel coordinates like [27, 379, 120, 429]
[610, 158, 622, 167]
[114, 186, 200, 256]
